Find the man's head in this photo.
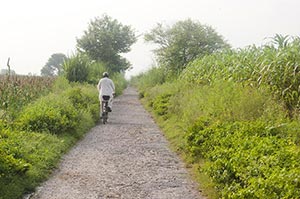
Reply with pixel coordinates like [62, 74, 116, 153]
[103, 72, 109, 78]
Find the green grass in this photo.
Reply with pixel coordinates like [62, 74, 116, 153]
[135, 77, 300, 198]
[0, 77, 99, 199]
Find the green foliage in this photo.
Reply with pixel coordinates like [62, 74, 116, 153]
[17, 94, 79, 134]
[145, 19, 230, 77]
[77, 14, 137, 72]
[175, 81, 286, 124]
[17, 83, 100, 134]
[63, 85, 100, 123]
[51, 76, 71, 92]
[181, 36, 300, 115]
[142, 82, 179, 118]
[0, 80, 100, 199]
[0, 129, 68, 199]
[63, 53, 89, 83]
[87, 61, 106, 84]
[134, 67, 298, 198]
[131, 67, 166, 98]
[0, 75, 55, 121]
[186, 120, 300, 198]
[41, 53, 67, 76]
[111, 72, 128, 96]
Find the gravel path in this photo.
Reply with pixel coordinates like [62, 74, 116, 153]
[31, 87, 205, 199]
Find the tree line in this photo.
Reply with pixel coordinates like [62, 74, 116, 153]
[41, 15, 229, 82]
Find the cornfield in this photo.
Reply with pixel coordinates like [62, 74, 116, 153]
[0, 74, 55, 121]
[181, 35, 300, 114]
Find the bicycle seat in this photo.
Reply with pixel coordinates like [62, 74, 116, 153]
[102, 95, 110, 101]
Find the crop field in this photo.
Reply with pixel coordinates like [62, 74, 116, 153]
[0, 75, 55, 121]
[134, 35, 300, 198]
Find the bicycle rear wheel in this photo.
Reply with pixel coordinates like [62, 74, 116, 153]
[102, 101, 109, 124]
[102, 112, 108, 124]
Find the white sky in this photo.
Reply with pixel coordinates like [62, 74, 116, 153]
[0, 0, 299, 77]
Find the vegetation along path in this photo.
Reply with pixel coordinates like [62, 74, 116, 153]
[31, 87, 204, 199]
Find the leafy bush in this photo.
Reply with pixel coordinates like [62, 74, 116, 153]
[87, 61, 106, 84]
[143, 82, 179, 118]
[17, 94, 79, 134]
[131, 67, 166, 98]
[111, 72, 128, 96]
[1, 82, 100, 199]
[186, 120, 300, 198]
[135, 76, 298, 198]
[0, 133, 30, 177]
[63, 85, 100, 123]
[17, 82, 100, 135]
[0, 129, 67, 199]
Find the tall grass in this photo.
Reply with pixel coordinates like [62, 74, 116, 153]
[181, 36, 300, 115]
[133, 35, 300, 198]
[0, 77, 100, 199]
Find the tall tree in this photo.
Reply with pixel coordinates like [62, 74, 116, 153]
[145, 19, 230, 75]
[76, 14, 137, 72]
[41, 53, 67, 76]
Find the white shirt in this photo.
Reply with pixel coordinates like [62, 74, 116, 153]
[97, 77, 115, 96]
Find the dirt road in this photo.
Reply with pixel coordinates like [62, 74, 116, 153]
[31, 87, 205, 199]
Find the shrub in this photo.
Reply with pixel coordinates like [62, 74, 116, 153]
[63, 85, 99, 123]
[169, 81, 287, 125]
[17, 94, 79, 134]
[186, 120, 300, 198]
[144, 82, 179, 118]
[111, 73, 128, 96]
[0, 129, 66, 199]
[131, 67, 166, 98]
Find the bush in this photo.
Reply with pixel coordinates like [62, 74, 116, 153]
[17, 83, 100, 135]
[111, 73, 128, 96]
[169, 80, 287, 125]
[186, 120, 300, 198]
[143, 82, 179, 118]
[1, 82, 100, 199]
[0, 129, 66, 199]
[63, 85, 100, 123]
[131, 67, 166, 98]
[17, 94, 79, 134]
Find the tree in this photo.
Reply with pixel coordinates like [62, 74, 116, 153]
[76, 14, 137, 73]
[41, 53, 67, 76]
[145, 19, 230, 75]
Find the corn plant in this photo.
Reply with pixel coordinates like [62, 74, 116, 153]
[0, 74, 55, 121]
[181, 35, 300, 115]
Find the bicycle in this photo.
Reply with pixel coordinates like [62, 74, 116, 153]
[101, 95, 111, 124]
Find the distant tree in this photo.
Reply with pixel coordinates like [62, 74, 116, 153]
[145, 19, 230, 75]
[41, 53, 67, 76]
[76, 14, 137, 73]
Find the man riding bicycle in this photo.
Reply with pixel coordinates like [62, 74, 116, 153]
[97, 72, 115, 114]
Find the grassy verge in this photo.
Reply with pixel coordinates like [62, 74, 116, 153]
[0, 77, 100, 199]
[141, 96, 219, 198]
[136, 79, 300, 198]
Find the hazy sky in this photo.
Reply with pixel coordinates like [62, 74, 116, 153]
[0, 0, 299, 77]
